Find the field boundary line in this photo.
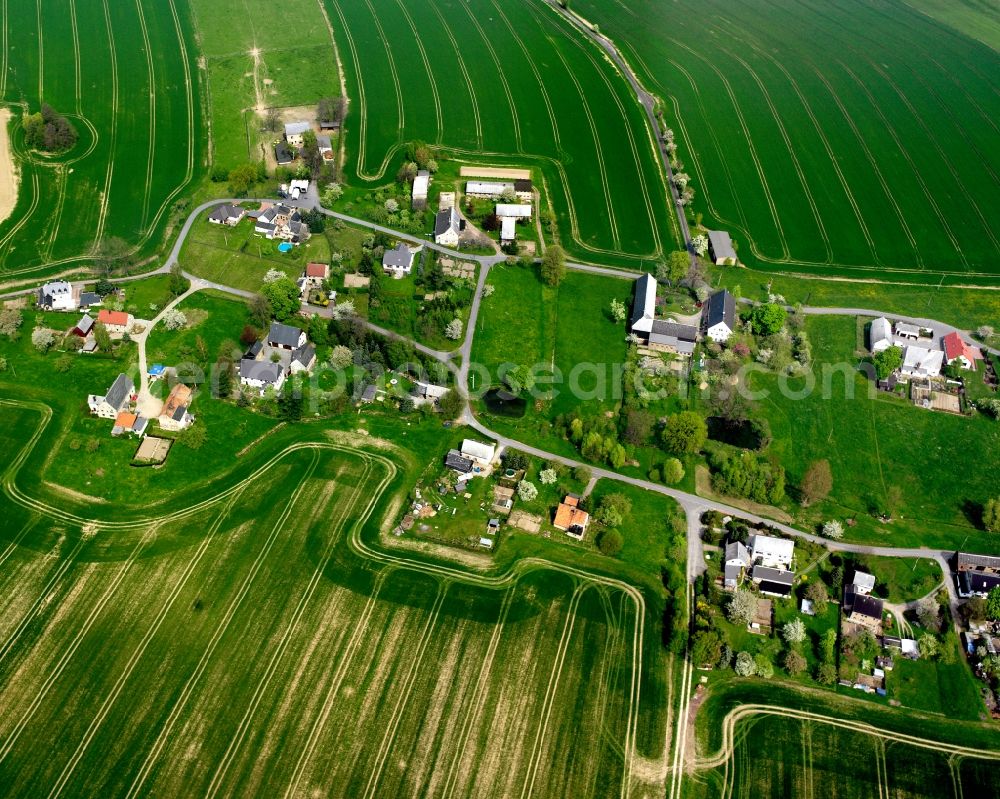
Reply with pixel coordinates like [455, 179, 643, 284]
[93, 0, 119, 246]
[519, 582, 586, 799]
[0, 517, 36, 571]
[326, 0, 370, 175]
[204, 458, 373, 799]
[391, 0, 442, 145]
[44, 488, 246, 799]
[667, 581, 694, 799]
[425, 0, 481, 150]
[122, 452, 322, 799]
[0, 172, 40, 261]
[361, 582, 448, 799]
[0, 522, 159, 764]
[35, 0, 43, 101]
[44, 168, 67, 261]
[68, 0, 81, 112]
[357, 0, 406, 172]
[0, 0, 6, 97]
[439, 584, 517, 799]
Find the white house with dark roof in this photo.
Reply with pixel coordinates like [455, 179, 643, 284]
[284, 120, 311, 148]
[38, 280, 77, 311]
[724, 541, 751, 589]
[208, 204, 245, 226]
[267, 322, 307, 350]
[290, 343, 316, 374]
[707, 231, 737, 265]
[382, 242, 417, 277]
[239, 359, 286, 393]
[629, 274, 697, 354]
[87, 373, 134, 419]
[702, 290, 736, 343]
[851, 570, 876, 595]
[255, 204, 307, 242]
[434, 207, 461, 246]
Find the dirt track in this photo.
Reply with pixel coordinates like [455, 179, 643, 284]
[458, 166, 531, 180]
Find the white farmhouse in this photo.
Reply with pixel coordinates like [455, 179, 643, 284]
[38, 280, 77, 311]
[434, 207, 461, 247]
[702, 289, 736, 343]
[461, 439, 496, 466]
[901, 345, 944, 378]
[750, 534, 794, 570]
[284, 121, 311, 149]
[495, 203, 532, 220]
[869, 317, 893, 353]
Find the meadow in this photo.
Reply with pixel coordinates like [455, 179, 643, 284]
[576, 0, 1000, 282]
[326, 0, 675, 266]
[0, 0, 203, 283]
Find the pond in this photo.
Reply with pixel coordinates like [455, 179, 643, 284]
[483, 388, 527, 418]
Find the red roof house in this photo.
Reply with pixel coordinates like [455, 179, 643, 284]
[305, 263, 329, 279]
[96, 309, 132, 330]
[942, 331, 982, 369]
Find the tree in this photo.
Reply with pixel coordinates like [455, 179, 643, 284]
[623, 408, 654, 446]
[228, 163, 259, 196]
[800, 460, 833, 507]
[0, 308, 22, 337]
[595, 494, 632, 527]
[539, 468, 558, 485]
[783, 650, 807, 676]
[396, 161, 418, 184]
[162, 309, 187, 330]
[331, 300, 356, 321]
[438, 389, 463, 419]
[596, 529, 623, 557]
[168, 264, 189, 297]
[481, 213, 499, 232]
[661, 411, 707, 455]
[987, 586, 1000, 621]
[917, 634, 939, 660]
[321, 183, 343, 207]
[656, 251, 688, 286]
[93, 322, 111, 352]
[444, 318, 463, 340]
[976, 325, 994, 341]
[574, 466, 591, 484]
[690, 630, 723, 668]
[95, 278, 116, 297]
[727, 589, 757, 626]
[261, 278, 301, 322]
[239, 325, 258, 347]
[23, 104, 77, 152]
[329, 344, 353, 369]
[505, 364, 536, 395]
[610, 298, 627, 323]
[804, 579, 829, 611]
[815, 662, 837, 685]
[248, 294, 272, 328]
[782, 618, 807, 645]
[663, 458, 685, 485]
[748, 303, 787, 335]
[31, 328, 54, 352]
[317, 96, 345, 127]
[301, 130, 322, 176]
[734, 651, 755, 677]
[822, 520, 844, 540]
[517, 480, 538, 502]
[961, 596, 987, 624]
[916, 597, 940, 632]
[540, 245, 566, 287]
[872, 345, 903, 381]
[984, 497, 1000, 533]
[754, 654, 774, 679]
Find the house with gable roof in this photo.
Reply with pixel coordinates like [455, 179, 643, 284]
[702, 290, 736, 343]
[88, 373, 135, 419]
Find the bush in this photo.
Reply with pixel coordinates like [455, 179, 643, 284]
[815, 663, 837, 685]
[663, 457, 685, 484]
[516, 480, 538, 502]
[31, 328, 55, 352]
[596, 529, 623, 557]
[0, 308, 22, 337]
[784, 650, 807, 675]
[734, 651, 755, 677]
[754, 654, 774, 679]
[661, 411, 707, 455]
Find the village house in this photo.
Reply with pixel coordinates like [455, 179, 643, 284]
[255, 204, 308, 242]
[72, 314, 94, 338]
[78, 291, 102, 310]
[844, 588, 884, 632]
[553, 495, 589, 539]
[629, 274, 698, 354]
[96, 309, 133, 335]
[382, 242, 417, 277]
[956, 552, 1000, 599]
[87, 373, 134, 419]
[303, 262, 329, 286]
[869, 317, 893, 353]
[751, 566, 794, 597]
[207, 204, 246, 226]
[284, 121, 311, 149]
[239, 359, 285, 393]
[942, 331, 982, 370]
[37, 280, 77, 311]
[495, 203, 532, 221]
[434, 207, 461, 247]
[702, 289, 736, 343]
[275, 141, 294, 165]
[750, 533, 794, 569]
[723, 540, 751, 589]
[461, 439, 495, 466]
[492, 485, 515, 515]
[317, 135, 334, 162]
[900, 345, 944, 379]
[112, 411, 149, 437]
[894, 322, 921, 341]
[444, 449, 475, 474]
[411, 381, 449, 406]
[707, 230, 738, 266]
[412, 170, 429, 209]
[238, 323, 314, 393]
[267, 322, 307, 351]
[851, 570, 876, 595]
[158, 383, 195, 432]
[465, 181, 513, 199]
[500, 217, 516, 243]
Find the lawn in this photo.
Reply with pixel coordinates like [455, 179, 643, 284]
[0, 385, 677, 797]
[576, 0, 1000, 282]
[328, 0, 675, 266]
[749, 315, 1000, 550]
[0, 0, 203, 283]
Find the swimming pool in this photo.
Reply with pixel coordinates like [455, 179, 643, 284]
[277, 242, 293, 253]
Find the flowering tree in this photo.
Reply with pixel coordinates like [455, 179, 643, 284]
[331, 300, 355, 321]
[539, 468, 557, 485]
[384, 199, 399, 213]
[691, 234, 708, 257]
[822, 520, 844, 539]
[610, 298, 627, 323]
[328, 345, 352, 368]
[445, 318, 463, 340]
[162, 309, 187, 330]
[263, 268, 287, 284]
[31, 328, 55, 352]
[517, 480, 538, 502]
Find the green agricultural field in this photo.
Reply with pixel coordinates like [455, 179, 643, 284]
[0, 0, 203, 282]
[0, 391, 677, 798]
[576, 0, 1000, 282]
[748, 315, 1000, 550]
[327, 0, 675, 266]
[188, 0, 341, 170]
